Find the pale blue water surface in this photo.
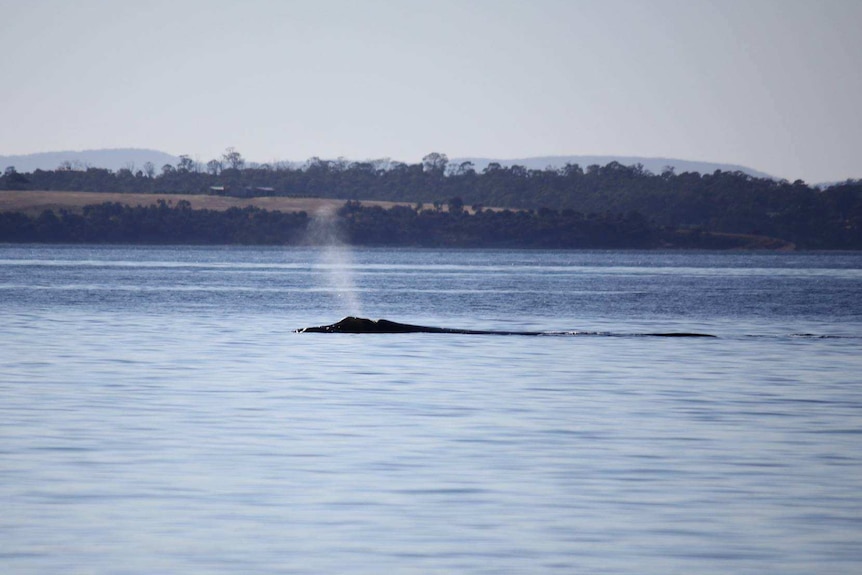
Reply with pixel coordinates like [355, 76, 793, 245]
[1, 245, 861, 574]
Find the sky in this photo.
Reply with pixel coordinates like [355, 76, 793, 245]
[1, 0, 859, 183]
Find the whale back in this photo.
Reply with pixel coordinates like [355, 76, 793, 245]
[296, 317, 715, 337]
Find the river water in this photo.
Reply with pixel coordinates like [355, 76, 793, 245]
[1, 245, 861, 574]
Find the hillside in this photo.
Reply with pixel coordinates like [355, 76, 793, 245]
[452, 156, 774, 180]
[0, 149, 180, 173]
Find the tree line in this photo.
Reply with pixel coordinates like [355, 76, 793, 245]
[2, 150, 860, 249]
[0, 199, 791, 250]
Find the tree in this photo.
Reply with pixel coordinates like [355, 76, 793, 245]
[453, 161, 475, 176]
[177, 155, 196, 173]
[206, 159, 222, 175]
[448, 196, 464, 215]
[509, 165, 527, 178]
[370, 158, 391, 172]
[422, 152, 448, 174]
[222, 147, 245, 170]
[143, 162, 156, 178]
[561, 163, 583, 177]
[2, 166, 30, 190]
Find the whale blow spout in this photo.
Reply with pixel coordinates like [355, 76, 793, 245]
[295, 317, 716, 337]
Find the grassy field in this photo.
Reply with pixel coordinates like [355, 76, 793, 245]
[0, 190, 405, 216]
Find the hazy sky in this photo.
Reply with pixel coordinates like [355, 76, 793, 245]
[2, 0, 859, 182]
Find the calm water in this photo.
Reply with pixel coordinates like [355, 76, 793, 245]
[2, 245, 861, 574]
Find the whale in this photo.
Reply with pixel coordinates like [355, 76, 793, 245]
[297, 316, 542, 335]
[296, 316, 716, 337]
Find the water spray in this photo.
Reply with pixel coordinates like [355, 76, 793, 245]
[306, 206, 362, 315]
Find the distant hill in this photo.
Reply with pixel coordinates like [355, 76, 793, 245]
[451, 155, 774, 180]
[0, 148, 180, 173]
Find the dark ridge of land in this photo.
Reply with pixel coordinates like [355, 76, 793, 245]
[1, 156, 859, 249]
[0, 197, 794, 250]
